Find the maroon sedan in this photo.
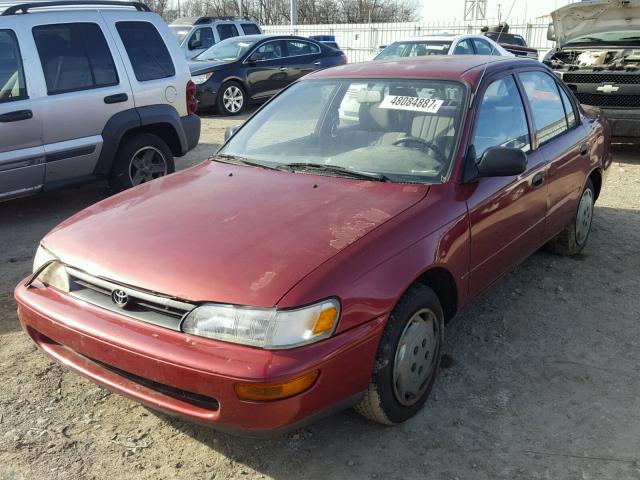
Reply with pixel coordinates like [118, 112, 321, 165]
[15, 56, 611, 434]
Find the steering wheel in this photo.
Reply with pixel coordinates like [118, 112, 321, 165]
[392, 136, 447, 165]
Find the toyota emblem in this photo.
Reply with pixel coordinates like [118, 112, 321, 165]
[111, 289, 129, 308]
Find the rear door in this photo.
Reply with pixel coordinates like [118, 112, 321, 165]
[244, 40, 290, 100]
[0, 23, 45, 199]
[282, 39, 323, 82]
[27, 11, 134, 187]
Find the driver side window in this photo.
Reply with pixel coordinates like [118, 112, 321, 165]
[250, 41, 283, 61]
[453, 39, 473, 55]
[473, 75, 530, 160]
[0, 30, 28, 103]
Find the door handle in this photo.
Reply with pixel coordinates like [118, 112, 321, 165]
[0, 109, 32, 123]
[532, 171, 545, 188]
[104, 93, 128, 104]
[313, 61, 321, 66]
[579, 144, 589, 156]
[279, 67, 287, 71]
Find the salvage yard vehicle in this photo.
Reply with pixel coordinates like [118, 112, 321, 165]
[189, 34, 347, 115]
[16, 56, 611, 434]
[0, 1, 200, 201]
[374, 34, 513, 60]
[169, 16, 262, 60]
[481, 23, 539, 59]
[544, 0, 640, 137]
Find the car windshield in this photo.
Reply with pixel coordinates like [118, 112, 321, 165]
[219, 79, 467, 183]
[196, 37, 257, 61]
[169, 25, 190, 44]
[566, 31, 640, 46]
[375, 41, 452, 59]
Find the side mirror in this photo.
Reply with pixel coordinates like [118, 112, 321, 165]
[224, 125, 240, 141]
[463, 146, 527, 182]
[189, 39, 202, 50]
[547, 23, 556, 42]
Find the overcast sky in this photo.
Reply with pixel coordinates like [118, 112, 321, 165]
[419, 0, 575, 23]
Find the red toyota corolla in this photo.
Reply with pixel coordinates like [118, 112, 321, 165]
[15, 56, 611, 434]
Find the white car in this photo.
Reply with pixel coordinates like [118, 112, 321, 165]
[374, 34, 514, 60]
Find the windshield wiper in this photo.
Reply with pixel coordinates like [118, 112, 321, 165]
[214, 154, 281, 171]
[278, 163, 389, 182]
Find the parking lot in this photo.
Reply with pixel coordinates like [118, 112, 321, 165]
[0, 110, 638, 479]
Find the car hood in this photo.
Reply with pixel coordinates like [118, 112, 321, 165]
[42, 162, 428, 307]
[188, 59, 234, 75]
[551, 0, 640, 47]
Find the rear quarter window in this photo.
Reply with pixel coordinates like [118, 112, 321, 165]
[116, 21, 175, 82]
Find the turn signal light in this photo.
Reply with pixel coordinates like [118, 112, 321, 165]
[312, 305, 338, 334]
[235, 370, 319, 401]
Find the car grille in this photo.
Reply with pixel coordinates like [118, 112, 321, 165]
[564, 73, 640, 85]
[575, 93, 640, 109]
[66, 266, 195, 331]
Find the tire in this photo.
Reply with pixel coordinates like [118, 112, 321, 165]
[108, 133, 175, 193]
[217, 81, 245, 116]
[545, 178, 595, 256]
[354, 283, 444, 425]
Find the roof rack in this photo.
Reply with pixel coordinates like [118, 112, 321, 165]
[1, 0, 150, 15]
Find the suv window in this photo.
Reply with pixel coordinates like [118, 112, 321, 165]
[189, 27, 214, 50]
[519, 71, 568, 144]
[472, 38, 493, 55]
[474, 75, 530, 159]
[453, 39, 473, 55]
[116, 21, 175, 82]
[241, 23, 261, 35]
[559, 87, 577, 128]
[33, 23, 118, 95]
[0, 30, 27, 102]
[285, 40, 320, 56]
[217, 24, 239, 41]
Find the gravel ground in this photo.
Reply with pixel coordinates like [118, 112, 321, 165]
[1, 115, 639, 480]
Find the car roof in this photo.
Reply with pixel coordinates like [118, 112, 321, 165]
[391, 34, 487, 42]
[307, 55, 540, 87]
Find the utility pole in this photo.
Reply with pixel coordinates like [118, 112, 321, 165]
[497, 3, 502, 22]
[290, 0, 297, 25]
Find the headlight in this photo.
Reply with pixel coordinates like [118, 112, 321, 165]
[31, 245, 69, 293]
[181, 299, 340, 349]
[191, 73, 212, 85]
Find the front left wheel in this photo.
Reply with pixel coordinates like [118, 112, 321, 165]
[217, 82, 245, 116]
[354, 283, 444, 425]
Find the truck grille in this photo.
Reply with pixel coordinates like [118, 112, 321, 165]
[575, 93, 640, 109]
[66, 267, 195, 331]
[564, 73, 640, 85]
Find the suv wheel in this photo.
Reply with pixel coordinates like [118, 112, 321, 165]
[109, 133, 175, 193]
[218, 82, 245, 116]
[354, 283, 444, 425]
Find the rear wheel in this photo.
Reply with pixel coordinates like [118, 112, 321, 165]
[108, 133, 174, 193]
[546, 178, 595, 256]
[217, 82, 245, 116]
[354, 283, 444, 425]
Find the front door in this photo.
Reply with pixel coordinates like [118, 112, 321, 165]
[0, 26, 45, 200]
[464, 73, 549, 298]
[245, 40, 290, 100]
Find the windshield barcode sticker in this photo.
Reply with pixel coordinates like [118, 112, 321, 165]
[380, 96, 443, 113]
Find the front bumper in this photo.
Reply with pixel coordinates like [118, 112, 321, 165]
[600, 108, 640, 138]
[15, 282, 385, 434]
[196, 82, 221, 111]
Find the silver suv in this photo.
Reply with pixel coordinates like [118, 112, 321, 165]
[0, 1, 201, 201]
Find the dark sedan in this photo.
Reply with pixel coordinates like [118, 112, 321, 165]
[189, 34, 347, 115]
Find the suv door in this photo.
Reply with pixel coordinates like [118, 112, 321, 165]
[186, 26, 214, 59]
[0, 26, 45, 200]
[518, 70, 591, 240]
[28, 12, 134, 188]
[245, 40, 290, 100]
[465, 73, 549, 297]
[282, 39, 323, 82]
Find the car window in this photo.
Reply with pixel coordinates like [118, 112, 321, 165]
[32, 23, 118, 95]
[453, 39, 473, 55]
[116, 21, 175, 82]
[559, 86, 577, 128]
[472, 38, 494, 55]
[216, 24, 239, 41]
[251, 41, 283, 61]
[473, 75, 530, 159]
[221, 79, 467, 183]
[0, 30, 28, 103]
[376, 41, 452, 59]
[519, 71, 568, 144]
[241, 23, 261, 35]
[189, 27, 214, 50]
[285, 40, 320, 56]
